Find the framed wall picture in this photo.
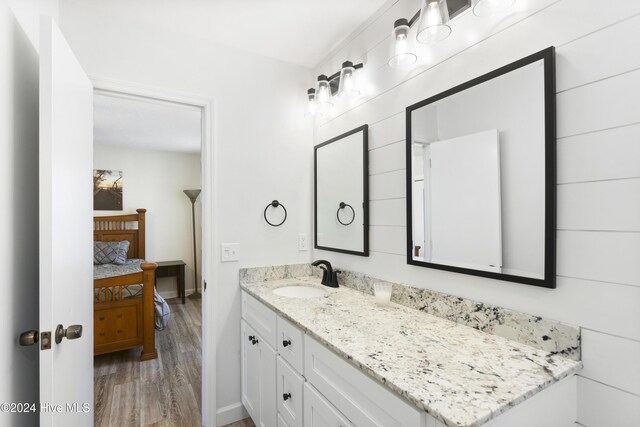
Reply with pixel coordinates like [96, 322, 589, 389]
[93, 169, 123, 211]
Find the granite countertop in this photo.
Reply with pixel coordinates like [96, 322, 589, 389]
[240, 276, 582, 427]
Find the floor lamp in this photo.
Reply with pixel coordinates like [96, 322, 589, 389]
[183, 189, 201, 299]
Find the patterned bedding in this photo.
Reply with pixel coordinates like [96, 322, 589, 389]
[93, 259, 170, 330]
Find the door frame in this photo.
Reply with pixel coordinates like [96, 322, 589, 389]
[90, 76, 217, 427]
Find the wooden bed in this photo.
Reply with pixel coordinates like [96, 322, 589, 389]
[93, 208, 157, 361]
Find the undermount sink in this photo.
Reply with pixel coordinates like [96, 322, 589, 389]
[272, 285, 327, 299]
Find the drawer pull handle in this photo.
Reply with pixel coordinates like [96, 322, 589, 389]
[283, 339, 291, 347]
[283, 393, 291, 401]
[252, 338, 258, 345]
[248, 335, 255, 342]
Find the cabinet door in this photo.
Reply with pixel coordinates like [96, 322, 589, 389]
[259, 338, 277, 427]
[304, 383, 353, 427]
[277, 356, 304, 427]
[241, 320, 261, 423]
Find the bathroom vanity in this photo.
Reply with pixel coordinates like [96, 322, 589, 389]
[239, 265, 581, 427]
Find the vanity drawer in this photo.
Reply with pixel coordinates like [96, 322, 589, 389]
[304, 383, 353, 427]
[277, 316, 304, 373]
[277, 356, 304, 427]
[242, 291, 277, 349]
[304, 335, 423, 427]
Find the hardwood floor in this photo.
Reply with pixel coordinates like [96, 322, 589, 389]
[94, 297, 202, 427]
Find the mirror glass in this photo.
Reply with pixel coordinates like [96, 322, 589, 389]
[315, 125, 369, 256]
[407, 48, 555, 288]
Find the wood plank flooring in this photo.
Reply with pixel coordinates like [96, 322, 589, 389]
[94, 297, 202, 427]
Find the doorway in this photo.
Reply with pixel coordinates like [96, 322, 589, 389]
[90, 82, 215, 426]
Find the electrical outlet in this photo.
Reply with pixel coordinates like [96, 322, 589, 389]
[221, 243, 239, 262]
[298, 234, 308, 251]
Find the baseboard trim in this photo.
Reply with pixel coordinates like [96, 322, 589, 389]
[216, 402, 249, 426]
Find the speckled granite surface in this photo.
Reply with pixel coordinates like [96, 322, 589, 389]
[240, 264, 581, 360]
[240, 275, 582, 427]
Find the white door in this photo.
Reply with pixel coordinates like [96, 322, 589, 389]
[39, 16, 93, 426]
[428, 129, 502, 272]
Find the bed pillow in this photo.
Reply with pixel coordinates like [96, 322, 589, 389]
[93, 241, 130, 265]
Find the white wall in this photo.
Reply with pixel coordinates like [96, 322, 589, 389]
[58, 1, 314, 421]
[313, 0, 640, 426]
[0, 0, 57, 425]
[94, 144, 202, 297]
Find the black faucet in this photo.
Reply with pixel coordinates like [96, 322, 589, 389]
[311, 260, 340, 288]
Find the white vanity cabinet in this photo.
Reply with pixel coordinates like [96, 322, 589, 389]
[240, 290, 576, 427]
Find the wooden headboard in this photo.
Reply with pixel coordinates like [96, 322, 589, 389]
[94, 208, 146, 259]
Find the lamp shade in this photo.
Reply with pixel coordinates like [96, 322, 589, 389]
[416, 0, 451, 44]
[389, 18, 417, 69]
[305, 88, 323, 118]
[338, 61, 360, 100]
[315, 74, 333, 114]
[183, 189, 201, 203]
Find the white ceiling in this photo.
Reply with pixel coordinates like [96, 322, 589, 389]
[93, 93, 202, 154]
[61, 0, 389, 68]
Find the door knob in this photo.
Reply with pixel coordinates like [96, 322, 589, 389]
[19, 330, 39, 346]
[55, 324, 83, 344]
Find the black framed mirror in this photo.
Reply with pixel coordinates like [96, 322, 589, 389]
[315, 125, 369, 256]
[406, 47, 556, 288]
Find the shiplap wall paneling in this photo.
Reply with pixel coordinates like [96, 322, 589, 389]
[313, 0, 640, 425]
[577, 377, 640, 427]
[557, 179, 640, 231]
[580, 330, 640, 396]
[557, 124, 640, 184]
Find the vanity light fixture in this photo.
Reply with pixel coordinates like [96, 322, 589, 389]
[389, 19, 417, 69]
[305, 62, 364, 118]
[388, 0, 517, 67]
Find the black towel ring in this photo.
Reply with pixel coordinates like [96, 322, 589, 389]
[264, 200, 287, 227]
[336, 202, 355, 226]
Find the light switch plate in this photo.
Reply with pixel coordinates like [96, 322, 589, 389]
[221, 243, 239, 262]
[298, 234, 308, 251]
